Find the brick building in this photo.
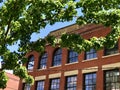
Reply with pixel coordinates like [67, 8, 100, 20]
[19, 24, 120, 90]
[0, 72, 20, 90]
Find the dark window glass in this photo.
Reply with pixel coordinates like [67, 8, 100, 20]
[85, 49, 97, 60]
[36, 80, 45, 90]
[52, 49, 62, 66]
[104, 43, 118, 56]
[50, 78, 60, 90]
[66, 75, 77, 90]
[23, 83, 30, 90]
[68, 50, 78, 63]
[27, 55, 34, 70]
[39, 53, 47, 69]
[104, 69, 120, 90]
[84, 73, 96, 90]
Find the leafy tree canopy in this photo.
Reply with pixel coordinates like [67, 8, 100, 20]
[0, 0, 120, 88]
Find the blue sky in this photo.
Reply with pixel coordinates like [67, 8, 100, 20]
[8, 21, 76, 52]
[0, 0, 81, 52]
[0, 0, 80, 42]
[31, 21, 76, 41]
[0, 1, 80, 74]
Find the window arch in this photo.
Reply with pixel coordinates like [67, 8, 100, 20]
[52, 48, 62, 66]
[27, 55, 34, 70]
[68, 50, 78, 63]
[39, 52, 48, 69]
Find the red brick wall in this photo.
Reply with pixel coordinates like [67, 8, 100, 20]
[0, 72, 20, 90]
[19, 24, 120, 90]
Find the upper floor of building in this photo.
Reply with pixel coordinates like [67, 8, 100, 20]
[24, 24, 120, 73]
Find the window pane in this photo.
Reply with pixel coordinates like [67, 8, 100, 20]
[66, 76, 77, 90]
[50, 78, 60, 90]
[53, 49, 62, 66]
[85, 49, 97, 60]
[39, 53, 47, 69]
[23, 83, 30, 90]
[104, 69, 120, 90]
[37, 81, 45, 90]
[104, 43, 118, 56]
[27, 55, 34, 70]
[84, 73, 96, 90]
[68, 50, 78, 63]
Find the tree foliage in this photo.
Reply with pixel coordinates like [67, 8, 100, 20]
[0, 0, 120, 88]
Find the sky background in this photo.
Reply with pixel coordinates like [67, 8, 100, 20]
[0, 0, 79, 60]
[0, 0, 81, 73]
[7, 21, 76, 52]
[31, 21, 76, 41]
[0, 0, 82, 52]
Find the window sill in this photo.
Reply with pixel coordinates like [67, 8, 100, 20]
[82, 58, 98, 62]
[65, 62, 78, 66]
[50, 65, 61, 68]
[102, 53, 120, 58]
[38, 68, 46, 71]
[28, 70, 33, 72]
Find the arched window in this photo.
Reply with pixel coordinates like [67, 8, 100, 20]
[39, 53, 48, 69]
[68, 50, 78, 63]
[52, 48, 62, 66]
[27, 55, 34, 70]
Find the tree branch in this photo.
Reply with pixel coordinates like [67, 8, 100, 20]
[5, 16, 12, 37]
[5, 0, 17, 39]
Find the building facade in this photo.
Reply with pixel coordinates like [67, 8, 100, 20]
[19, 24, 120, 90]
[0, 72, 20, 90]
